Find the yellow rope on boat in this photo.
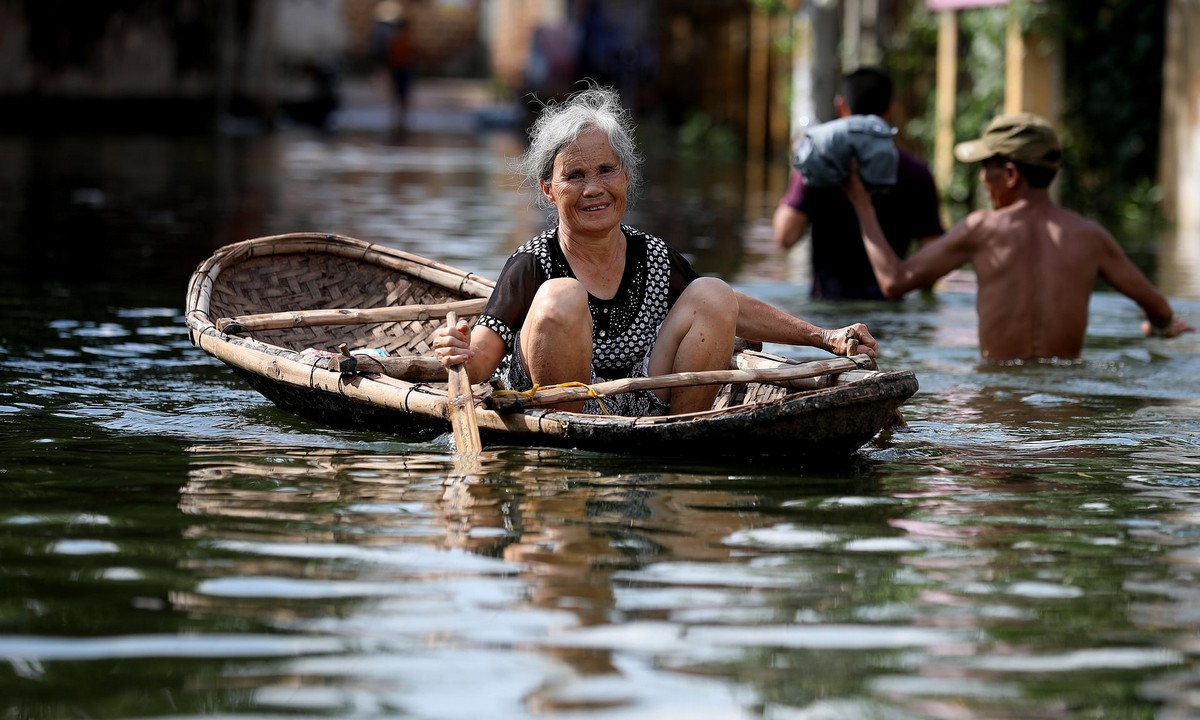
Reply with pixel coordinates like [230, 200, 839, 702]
[492, 381, 612, 415]
[491, 383, 545, 399]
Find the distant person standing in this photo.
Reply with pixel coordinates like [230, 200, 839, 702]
[369, 0, 414, 128]
[773, 67, 944, 300]
[576, 0, 621, 89]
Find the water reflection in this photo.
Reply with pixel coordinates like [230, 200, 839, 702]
[179, 445, 773, 712]
[167, 431, 1200, 717]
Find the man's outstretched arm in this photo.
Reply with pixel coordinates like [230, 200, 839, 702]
[1094, 227, 1194, 339]
[843, 168, 972, 299]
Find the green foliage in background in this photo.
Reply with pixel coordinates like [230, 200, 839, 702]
[1056, 0, 1166, 240]
[677, 111, 744, 162]
[887, 0, 1165, 237]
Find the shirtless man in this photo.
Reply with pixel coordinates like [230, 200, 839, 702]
[843, 112, 1192, 362]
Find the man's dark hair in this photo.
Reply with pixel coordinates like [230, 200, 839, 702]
[983, 156, 1059, 189]
[1015, 162, 1057, 189]
[839, 67, 893, 116]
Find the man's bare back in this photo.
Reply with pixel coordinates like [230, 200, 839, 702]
[962, 196, 1166, 360]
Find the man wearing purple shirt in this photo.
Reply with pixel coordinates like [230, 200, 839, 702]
[773, 67, 944, 300]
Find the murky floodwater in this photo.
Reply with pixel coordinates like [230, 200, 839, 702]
[4, 103, 1200, 719]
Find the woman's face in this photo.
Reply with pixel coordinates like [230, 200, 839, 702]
[540, 129, 627, 237]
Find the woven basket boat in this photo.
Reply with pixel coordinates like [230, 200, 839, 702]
[185, 232, 918, 459]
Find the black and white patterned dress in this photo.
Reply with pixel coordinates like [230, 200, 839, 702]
[476, 225, 699, 415]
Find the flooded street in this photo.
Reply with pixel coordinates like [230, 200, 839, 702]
[4, 83, 1200, 718]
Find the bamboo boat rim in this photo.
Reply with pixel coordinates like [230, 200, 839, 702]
[186, 232, 495, 332]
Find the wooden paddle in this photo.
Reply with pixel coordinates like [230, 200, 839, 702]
[444, 311, 482, 456]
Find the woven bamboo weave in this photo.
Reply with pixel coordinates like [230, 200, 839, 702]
[206, 241, 482, 356]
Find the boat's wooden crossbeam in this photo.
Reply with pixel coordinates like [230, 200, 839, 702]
[486, 355, 870, 411]
[325, 350, 448, 381]
[217, 298, 488, 334]
[320, 348, 871, 406]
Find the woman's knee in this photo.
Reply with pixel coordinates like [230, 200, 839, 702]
[522, 278, 592, 388]
[677, 277, 738, 324]
[528, 278, 591, 331]
[532, 278, 587, 315]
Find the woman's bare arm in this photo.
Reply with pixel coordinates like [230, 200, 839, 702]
[734, 291, 877, 357]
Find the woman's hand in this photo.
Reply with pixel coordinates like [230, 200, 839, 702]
[822, 323, 877, 358]
[432, 316, 474, 368]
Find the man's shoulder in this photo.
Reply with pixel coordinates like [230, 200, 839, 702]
[1046, 205, 1110, 237]
[982, 201, 1106, 240]
[1004, 199, 1095, 225]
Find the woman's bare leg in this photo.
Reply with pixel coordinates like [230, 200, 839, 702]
[520, 278, 593, 412]
[649, 277, 739, 414]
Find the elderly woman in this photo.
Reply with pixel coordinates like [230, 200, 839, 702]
[433, 85, 876, 415]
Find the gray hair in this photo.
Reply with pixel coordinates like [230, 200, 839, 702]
[517, 84, 643, 210]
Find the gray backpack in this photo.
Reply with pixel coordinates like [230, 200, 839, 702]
[791, 114, 898, 188]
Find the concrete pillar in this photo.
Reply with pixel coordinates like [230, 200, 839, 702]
[932, 10, 957, 200]
[842, 0, 879, 68]
[1160, 0, 1200, 233]
[788, 0, 840, 142]
[1159, 0, 1200, 295]
[1003, 18, 1061, 121]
